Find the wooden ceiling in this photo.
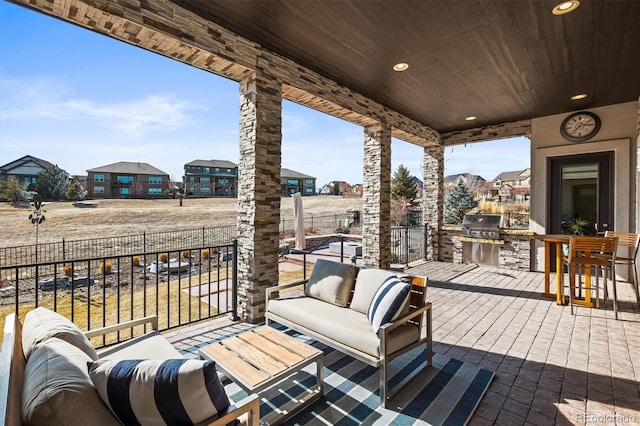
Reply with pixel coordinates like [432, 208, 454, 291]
[172, 0, 640, 133]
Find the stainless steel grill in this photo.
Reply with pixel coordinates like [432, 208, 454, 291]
[462, 214, 502, 240]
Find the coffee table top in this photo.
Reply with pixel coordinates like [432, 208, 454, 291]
[200, 326, 322, 392]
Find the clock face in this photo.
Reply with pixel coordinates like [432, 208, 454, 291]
[560, 111, 601, 142]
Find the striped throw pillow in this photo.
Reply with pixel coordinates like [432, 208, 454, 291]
[88, 358, 231, 426]
[367, 278, 411, 335]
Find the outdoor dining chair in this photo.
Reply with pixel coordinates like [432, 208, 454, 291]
[564, 235, 619, 318]
[604, 230, 640, 307]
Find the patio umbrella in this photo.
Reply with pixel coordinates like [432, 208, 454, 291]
[292, 192, 306, 250]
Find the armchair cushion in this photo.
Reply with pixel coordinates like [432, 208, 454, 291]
[88, 358, 231, 425]
[367, 278, 411, 335]
[304, 259, 358, 307]
[22, 306, 98, 361]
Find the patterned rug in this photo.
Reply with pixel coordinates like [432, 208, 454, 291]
[223, 331, 494, 426]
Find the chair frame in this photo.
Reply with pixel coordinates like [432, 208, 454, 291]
[565, 235, 618, 318]
[604, 230, 640, 307]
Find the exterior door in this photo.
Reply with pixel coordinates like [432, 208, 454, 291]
[547, 152, 614, 269]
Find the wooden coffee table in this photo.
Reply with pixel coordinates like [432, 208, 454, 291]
[199, 326, 324, 425]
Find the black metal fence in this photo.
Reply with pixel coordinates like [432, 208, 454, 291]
[0, 242, 238, 348]
[279, 213, 359, 238]
[0, 225, 236, 268]
[391, 224, 429, 265]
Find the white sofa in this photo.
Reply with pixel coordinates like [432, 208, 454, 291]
[265, 259, 432, 408]
[1, 308, 259, 426]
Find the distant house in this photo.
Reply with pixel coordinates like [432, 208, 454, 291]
[444, 173, 488, 199]
[281, 168, 316, 196]
[412, 177, 424, 198]
[491, 168, 531, 201]
[184, 160, 238, 197]
[321, 181, 351, 195]
[0, 155, 55, 190]
[86, 162, 170, 199]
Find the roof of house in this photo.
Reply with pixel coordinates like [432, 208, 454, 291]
[493, 169, 529, 182]
[281, 168, 315, 179]
[86, 161, 169, 176]
[0, 155, 55, 173]
[444, 173, 486, 182]
[185, 159, 238, 168]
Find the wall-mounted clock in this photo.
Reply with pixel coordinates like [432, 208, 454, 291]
[560, 111, 601, 142]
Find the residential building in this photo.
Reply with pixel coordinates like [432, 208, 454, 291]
[184, 160, 238, 197]
[0, 155, 54, 190]
[86, 162, 169, 199]
[491, 168, 531, 201]
[411, 177, 423, 198]
[320, 181, 352, 195]
[444, 173, 488, 200]
[281, 168, 316, 196]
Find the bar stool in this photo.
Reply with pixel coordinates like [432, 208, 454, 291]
[604, 230, 640, 307]
[565, 235, 618, 318]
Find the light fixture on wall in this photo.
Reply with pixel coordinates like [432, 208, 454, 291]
[570, 93, 588, 100]
[552, 1, 580, 15]
[393, 62, 409, 72]
[465, 116, 477, 121]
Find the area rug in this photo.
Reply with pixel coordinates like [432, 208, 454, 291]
[222, 331, 494, 426]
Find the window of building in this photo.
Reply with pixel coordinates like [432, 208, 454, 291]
[148, 176, 163, 184]
[94, 186, 104, 193]
[94, 174, 104, 182]
[204, 167, 210, 174]
[120, 188, 129, 194]
[148, 188, 163, 194]
[289, 188, 296, 194]
[200, 177, 211, 183]
[226, 169, 231, 174]
[305, 188, 314, 194]
[200, 187, 211, 192]
[215, 168, 220, 174]
[287, 179, 299, 185]
[190, 176, 195, 183]
[305, 179, 314, 186]
[117, 176, 133, 184]
[218, 178, 229, 184]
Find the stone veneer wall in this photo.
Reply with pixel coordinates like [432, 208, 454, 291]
[237, 72, 282, 323]
[422, 144, 444, 261]
[439, 226, 533, 271]
[362, 124, 392, 269]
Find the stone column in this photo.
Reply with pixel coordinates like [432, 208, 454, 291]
[362, 124, 392, 269]
[423, 142, 444, 260]
[237, 71, 282, 323]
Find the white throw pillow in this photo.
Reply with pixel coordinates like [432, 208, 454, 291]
[88, 358, 231, 425]
[350, 269, 397, 314]
[367, 277, 411, 335]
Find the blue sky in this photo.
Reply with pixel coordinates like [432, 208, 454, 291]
[0, 2, 530, 187]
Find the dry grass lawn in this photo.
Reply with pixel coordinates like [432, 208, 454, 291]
[0, 196, 362, 248]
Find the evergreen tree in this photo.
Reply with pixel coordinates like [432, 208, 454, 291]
[0, 176, 31, 204]
[444, 180, 478, 224]
[66, 181, 88, 201]
[34, 165, 70, 201]
[391, 165, 417, 201]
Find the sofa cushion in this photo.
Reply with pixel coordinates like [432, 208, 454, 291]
[367, 278, 411, 335]
[268, 297, 419, 357]
[350, 269, 398, 314]
[96, 331, 183, 360]
[22, 307, 98, 361]
[304, 259, 358, 307]
[22, 337, 119, 425]
[89, 358, 231, 425]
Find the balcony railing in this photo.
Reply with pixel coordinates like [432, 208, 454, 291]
[0, 242, 238, 348]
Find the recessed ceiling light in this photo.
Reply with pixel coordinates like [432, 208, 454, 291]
[465, 116, 477, 121]
[552, 1, 580, 15]
[393, 62, 409, 72]
[571, 93, 588, 100]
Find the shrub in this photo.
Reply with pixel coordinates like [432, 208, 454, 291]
[390, 253, 399, 263]
[63, 265, 73, 276]
[100, 262, 112, 275]
[201, 249, 210, 259]
[159, 253, 169, 263]
[132, 256, 141, 266]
